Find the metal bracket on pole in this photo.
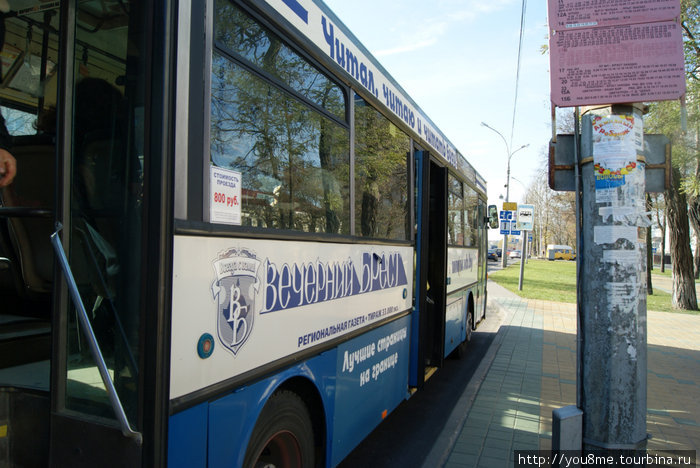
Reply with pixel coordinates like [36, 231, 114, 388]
[549, 134, 671, 193]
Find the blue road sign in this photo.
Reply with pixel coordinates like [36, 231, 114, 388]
[500, 221, 510, 235]
[500, 212, 520, 235]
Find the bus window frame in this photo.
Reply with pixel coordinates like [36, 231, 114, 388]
[182, 0, 420, 245]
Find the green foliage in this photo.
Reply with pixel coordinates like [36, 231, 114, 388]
[489, 260, 578, 303]
[210, 3, 351, 233]
[354, 97, 410, 239]
[645, 0, 700, 192]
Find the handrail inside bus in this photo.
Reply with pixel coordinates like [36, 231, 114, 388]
[0, 206, 53, 218]
[50, 224, 143, 445]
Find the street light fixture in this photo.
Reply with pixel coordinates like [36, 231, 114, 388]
[481, 121, 529, 268]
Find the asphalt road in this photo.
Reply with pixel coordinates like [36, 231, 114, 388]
[337, 320, 497, 467]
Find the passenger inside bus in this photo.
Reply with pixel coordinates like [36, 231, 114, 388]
[0, 11, 16, 189]
[0, 119, 16, 187]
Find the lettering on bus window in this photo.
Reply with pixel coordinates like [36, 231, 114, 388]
[354, 94, 410, 240]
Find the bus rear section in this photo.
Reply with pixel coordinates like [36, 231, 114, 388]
[0, 0, 491, 466]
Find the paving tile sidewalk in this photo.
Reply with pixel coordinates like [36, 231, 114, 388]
[436, 281, 700, 467]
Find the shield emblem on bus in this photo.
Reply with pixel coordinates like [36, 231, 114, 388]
[212, 248, 261, 356]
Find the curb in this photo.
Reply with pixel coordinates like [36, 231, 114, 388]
[422, 294, 516, 468]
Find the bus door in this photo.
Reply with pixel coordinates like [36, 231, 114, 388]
[44, 1, 157, 466]
[21, 2, 167, 466]
[478, 199, 487, 317]
[413, 151, 447, 387]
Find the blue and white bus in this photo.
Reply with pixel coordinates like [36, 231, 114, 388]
[0, 0, 497, 466]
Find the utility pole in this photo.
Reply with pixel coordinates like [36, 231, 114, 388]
[550, 105, 670, 459]
[580, 104, 648, 453]
[481, 122, 528, 268]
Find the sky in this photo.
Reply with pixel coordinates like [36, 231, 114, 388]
[323, 0, 553, 241]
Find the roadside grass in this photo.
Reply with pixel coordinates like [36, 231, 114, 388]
[488, 259, 696, 314]
[652, 268, 672, 278]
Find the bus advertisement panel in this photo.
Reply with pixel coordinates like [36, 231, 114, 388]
[170, 237, 413, 400]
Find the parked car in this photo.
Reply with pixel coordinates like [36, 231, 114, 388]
[508, 250, 521, 259]
[496, 248, 502, 258]
[487, 249, 498, 261]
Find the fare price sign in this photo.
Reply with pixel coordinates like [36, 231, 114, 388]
[210, 166, 242, 225]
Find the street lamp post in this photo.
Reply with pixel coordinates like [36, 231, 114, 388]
[481, 122, 529, 268]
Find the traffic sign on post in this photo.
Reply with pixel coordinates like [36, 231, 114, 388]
[500, 210, 518, 235]
[500, 221, 510, 235]
[517, 204, 534, 231]
[510, 222, 521, 236]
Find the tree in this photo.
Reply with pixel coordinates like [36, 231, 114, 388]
[210, 5, 351, 233]
[645, 0, 700, 309]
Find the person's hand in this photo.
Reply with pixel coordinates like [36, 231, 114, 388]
[0, 148, 16, 187]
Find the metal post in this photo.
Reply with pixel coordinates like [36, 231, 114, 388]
[580, 104, 647, 453]
[518, 230, 527, 290]
[502, 153, 511, 269]
[481, 121, 528, 269]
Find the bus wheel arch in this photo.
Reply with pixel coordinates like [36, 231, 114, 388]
[243, 377, 326, 468]
[466, 293, 475, 342]
[454, 294, 475, 359]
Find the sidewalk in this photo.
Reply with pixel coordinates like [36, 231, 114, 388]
[428, 281, 700, 467]
[651, 273, 700, 296]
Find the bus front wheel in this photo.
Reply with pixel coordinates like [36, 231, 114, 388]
[243, 390, 315, 468]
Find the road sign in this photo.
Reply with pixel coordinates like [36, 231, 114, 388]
[500, 221, 510, 235]
[500, 211, 518, 235]
[516, 204, 534, 231]
[502, 202, 517, 211]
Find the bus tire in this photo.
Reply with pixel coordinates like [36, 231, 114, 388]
[243, 390, 315, 468]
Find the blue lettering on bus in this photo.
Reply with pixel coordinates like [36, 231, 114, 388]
[262, 251, 408, 314]
[345, 48, 358, 80]
[451, 256, 474, 273]
[322, 15, 377, 97]
[320, 15, 458, 165]
[282, 0, 308, 24]
[382, 84, 415, 129]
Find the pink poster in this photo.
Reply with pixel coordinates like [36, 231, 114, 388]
[549, 0, 680, 31]
[550, 21, 685, 107]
